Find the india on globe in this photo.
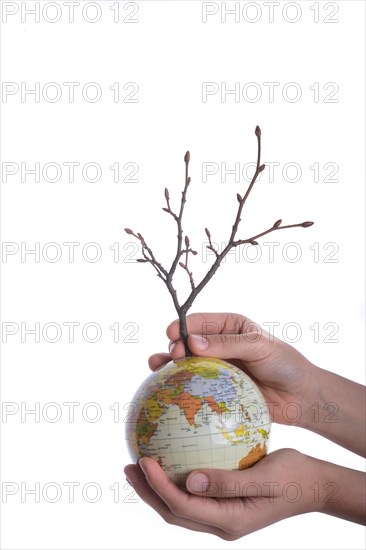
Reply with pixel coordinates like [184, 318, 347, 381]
[125, 356, 271, 485]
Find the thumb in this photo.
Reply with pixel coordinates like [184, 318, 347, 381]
[185, 453, 278, 498]
[187, 328, 270, 363]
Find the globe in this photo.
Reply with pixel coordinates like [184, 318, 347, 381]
[125, 356, 271, 485]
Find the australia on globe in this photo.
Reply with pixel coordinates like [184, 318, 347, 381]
[125, 356, 271, 485]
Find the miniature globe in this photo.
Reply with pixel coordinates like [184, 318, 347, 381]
[125, 356, 271, 485]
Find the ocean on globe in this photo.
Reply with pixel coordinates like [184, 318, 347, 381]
[125, 356, 271, 485]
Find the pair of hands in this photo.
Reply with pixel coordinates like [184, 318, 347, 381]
[124, 312, 366, 539]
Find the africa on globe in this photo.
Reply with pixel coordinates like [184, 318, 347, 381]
[125, 356, 271, 485]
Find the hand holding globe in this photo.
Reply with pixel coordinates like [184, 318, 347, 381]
[125, 312, 366, 538]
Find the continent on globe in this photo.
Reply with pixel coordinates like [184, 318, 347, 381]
[125, 357, 271, 485]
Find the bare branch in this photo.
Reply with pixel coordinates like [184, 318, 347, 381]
[233, 222, 314, 246]
[179, 261, 195, 291]
[124, 228, 168, 279]
[124, 127, 314, 357]
[180, 127, 313, 315]
[178, 235, 195, 291]
[167, 152, 192, 284]
[228, 127, 264, 245]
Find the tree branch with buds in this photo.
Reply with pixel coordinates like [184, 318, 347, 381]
[125, 126, 314, 356]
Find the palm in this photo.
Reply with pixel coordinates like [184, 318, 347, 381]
[124, 449, 313, 540]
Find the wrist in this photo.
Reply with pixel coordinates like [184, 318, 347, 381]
[295, 367, 366, 456]
[315, 458, 366, 523]
[292, 364, 325, 430]
[299, 454, 329, 514]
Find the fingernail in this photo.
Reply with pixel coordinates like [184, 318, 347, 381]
[186, 472, 210, 493]
[124, 467, 134, 485]
[138, 458, 147, 475]
[169, 341, 176, 354]
[190, 334, 209, 351]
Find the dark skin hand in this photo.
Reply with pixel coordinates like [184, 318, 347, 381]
[125, 312, 366, 539]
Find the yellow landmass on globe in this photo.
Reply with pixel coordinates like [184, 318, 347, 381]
[234, 424, 245, 437]
[176, 357, 230, 379]
[135, 406, 158, 447]
[216, 424, 247, 444]
[145, 394, 164, 422]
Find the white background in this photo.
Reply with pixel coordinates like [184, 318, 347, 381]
[1, 1, 365, 549]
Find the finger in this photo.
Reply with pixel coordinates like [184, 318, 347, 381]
[166, 333, 262, 363]
[124, 464, 185, 526]
[148, 353, 171, 371]
[138, 457, 247, 535]
[177, 330, 271, 364]
[166, 312, 254, 341]
[125, 462, 236, 540]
